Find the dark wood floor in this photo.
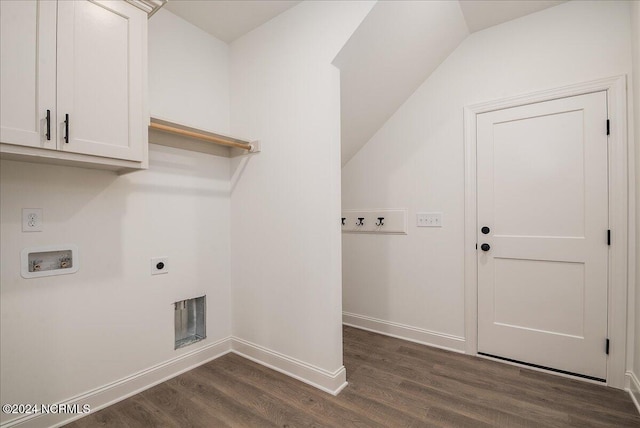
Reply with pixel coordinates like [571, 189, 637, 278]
[66, 326, 640, 427]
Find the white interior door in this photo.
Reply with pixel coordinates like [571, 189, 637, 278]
[56, 0, 145, 161]
[0, 0, 57, 149]
[477, 91, 609, 380]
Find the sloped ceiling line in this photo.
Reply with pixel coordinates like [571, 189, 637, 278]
[333, 1, 469, 165]
[161, 0, 566, 165]
[335, 0, 565, 166]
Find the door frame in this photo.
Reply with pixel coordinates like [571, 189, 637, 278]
[463, 76, 632, 389]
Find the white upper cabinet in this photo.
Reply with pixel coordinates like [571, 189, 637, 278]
[57, 1, 145, 161]
[0, 0, 148, 171]
[0, 0, 57, 149]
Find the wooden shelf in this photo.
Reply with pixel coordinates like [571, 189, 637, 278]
[148, 117, 260, 157]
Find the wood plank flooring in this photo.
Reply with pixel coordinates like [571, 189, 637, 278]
[66, 326, 640, 427]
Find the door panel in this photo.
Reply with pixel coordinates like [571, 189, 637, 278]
[0, 0, 56, 148]
[493, 110, 585, 238]
[477, 91, 608, 380]
[493, 258, 585, 338]
[57, 0, 145, 161]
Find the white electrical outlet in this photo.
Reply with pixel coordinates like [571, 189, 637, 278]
[151, 257, 169, 275]
[417, 212, 442, 227]
[22, 208, 43, 232]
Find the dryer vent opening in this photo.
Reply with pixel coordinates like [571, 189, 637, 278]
[174, 296, 206, 349]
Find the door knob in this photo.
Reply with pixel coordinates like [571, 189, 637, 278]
[480, 243, 491, 251]
[481, 226, 490, 234]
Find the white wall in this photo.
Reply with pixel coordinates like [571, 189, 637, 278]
[0, 148, 231, 423]
[0, 11, 232, 426]
[342, 1, 632, 347]
[149, 9, 230, 133]
[229, 0, 374, 387]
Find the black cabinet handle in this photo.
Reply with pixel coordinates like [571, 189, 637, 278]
[481, 243, 491, 252]
[45, 109, 51, 140]
[481, 226, 490, 234]
[64, 114, 69, 143]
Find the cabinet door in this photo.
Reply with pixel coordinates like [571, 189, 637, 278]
[0, 0, 57, 149]
[57, 0, 146, 161]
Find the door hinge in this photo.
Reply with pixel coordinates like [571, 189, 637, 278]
[606, 338, 610, 355]
[606, 119, 610, 136]
[607, 229, 611, 246]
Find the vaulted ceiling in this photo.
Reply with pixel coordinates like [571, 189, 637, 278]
[459, 0, 565, 33]
[160, 0, 565, 164]
[333, 1, 468, 165]
[335, 0, 565, 165]
[164, 0, 301, 43]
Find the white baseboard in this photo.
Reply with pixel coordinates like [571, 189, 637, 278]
[2, 335, 350, 428]
[1, 337, 233, 428]
[343, 312, 466, 353]
[231, 337, 348, 395]
[627, 371, 640, 415]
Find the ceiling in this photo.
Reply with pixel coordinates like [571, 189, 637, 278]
[333, 1, 468, 165]
[336, 0, 566, 165]
[161, 0, 566, 164]
[459, 0, 565, 33]
[162, 0, 566, 47]
[164, 0, 300, 43]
